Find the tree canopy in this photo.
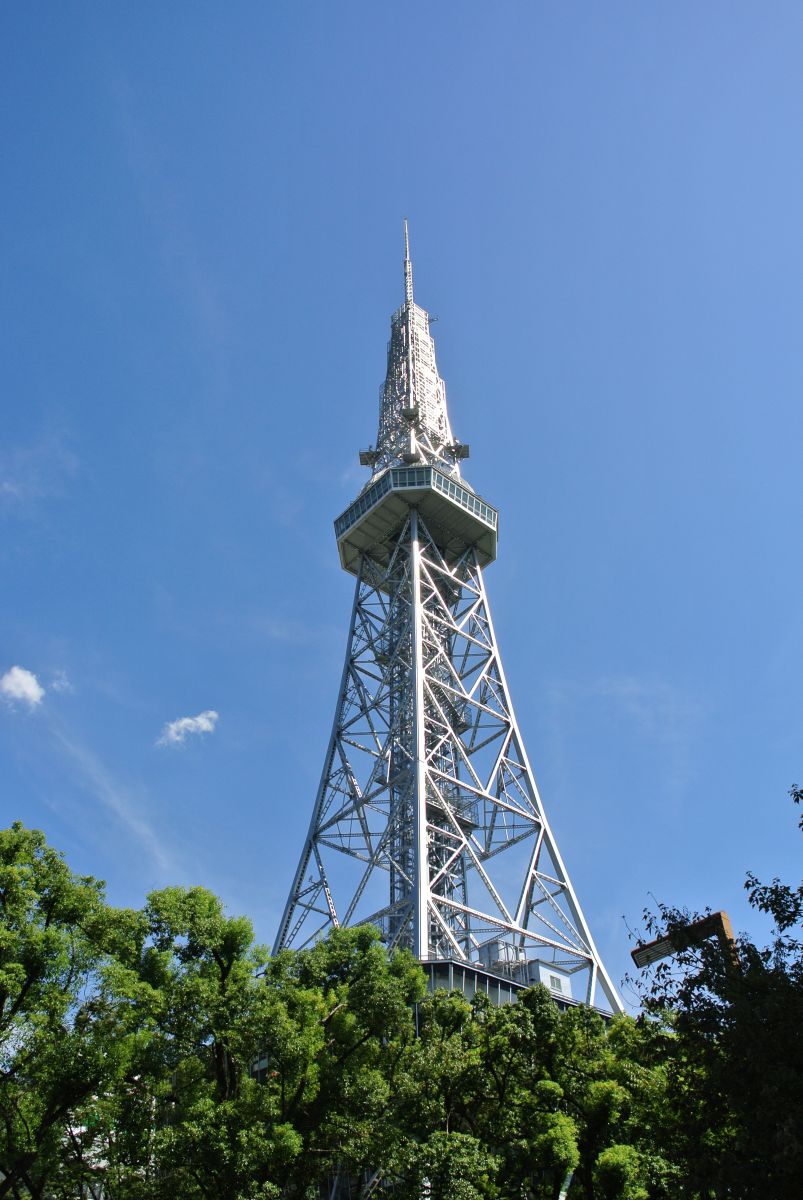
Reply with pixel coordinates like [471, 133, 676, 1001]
[0, 794, 800, 1199]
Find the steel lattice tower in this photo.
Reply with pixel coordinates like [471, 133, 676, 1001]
[276, 225, 622, 1014]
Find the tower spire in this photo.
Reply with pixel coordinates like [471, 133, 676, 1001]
[363, 221, 463, 477]
[403, 217, 413, 305]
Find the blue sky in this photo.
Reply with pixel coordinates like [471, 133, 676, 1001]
[2, 3, 801, 1005]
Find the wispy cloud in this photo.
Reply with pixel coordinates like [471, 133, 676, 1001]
[252, 474, 305, 530]
[111, 74, 228, 352]
[548, 674, 703, 740]
[585, 675, 704, 741]
[151, 588, 339, 650]
[157, 709, 219, 748]
[51, 728, 172, 873]
[0, 433, 78, 514]
[50, 669, 74, 694]
[339, 462, 366, 489]
[250, 614, 318, 644]
[545, 673, 706, 804]
[0, 665, 45, 708]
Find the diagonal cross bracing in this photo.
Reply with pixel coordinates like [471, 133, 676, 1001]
[276, 509, 621, 1012]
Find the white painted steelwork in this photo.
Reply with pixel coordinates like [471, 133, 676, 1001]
[371, 221, 465, 477]
[276, 226, 622, 1015]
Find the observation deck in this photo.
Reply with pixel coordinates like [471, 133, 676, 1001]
[334, 464, 498, 575]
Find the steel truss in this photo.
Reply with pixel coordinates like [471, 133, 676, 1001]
[276, 508, 621, 1013]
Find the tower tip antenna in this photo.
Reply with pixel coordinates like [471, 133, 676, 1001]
[403, 218, 413, 304]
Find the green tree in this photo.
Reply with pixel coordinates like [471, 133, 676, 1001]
[98, 884, 280, 1199]
[263, 925, 426, 1198]
[391, 981, 671, 1200]
[394, 1130, 499, 1200]
[9, 807, 799, 1200]
[635, 786, 803, 1198]
[0, 823, 147, 1199]
[106, 909, 426, 1200]
[592, 1144, 646, 1200]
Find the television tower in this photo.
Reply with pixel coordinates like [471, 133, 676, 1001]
[276, 224, 621, 1014]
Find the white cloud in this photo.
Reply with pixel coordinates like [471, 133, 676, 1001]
[0, 665, 45, 708]
[157, 709, 219, 747]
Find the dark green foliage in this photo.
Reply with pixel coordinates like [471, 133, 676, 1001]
[0, 822, 148, 1199]
[1, 799, 800, 1199]
[633, 785, 803, 1199]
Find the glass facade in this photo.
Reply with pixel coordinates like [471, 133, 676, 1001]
[334, 466, 498, 541]
[334, 472, 393, 538]
[431, 468, 496, 526]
